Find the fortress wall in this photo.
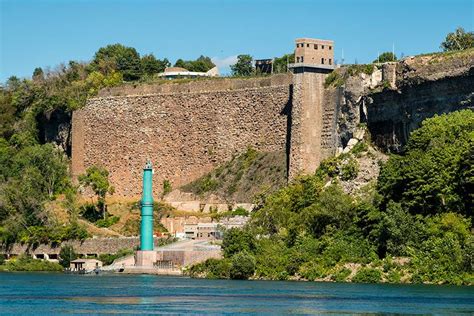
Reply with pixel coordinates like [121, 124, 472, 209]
[98, 74, 292, 97]
[72, 78, 292, 198]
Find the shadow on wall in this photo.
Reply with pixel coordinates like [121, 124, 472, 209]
[282, 84, 293, 179]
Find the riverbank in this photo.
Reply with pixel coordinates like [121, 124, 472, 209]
[0, 256, 62, 272]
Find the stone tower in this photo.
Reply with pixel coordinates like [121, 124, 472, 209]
[288, 38, 335, 179]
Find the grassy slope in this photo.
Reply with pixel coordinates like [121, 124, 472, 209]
[180, 149, 287, 203]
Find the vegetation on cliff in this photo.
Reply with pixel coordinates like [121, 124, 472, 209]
[441, 27, 474, 51]
[181, 148, 287, 203]
[189, 110, 474, 285]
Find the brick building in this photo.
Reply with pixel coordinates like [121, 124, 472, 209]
[294, 38, 335, 68]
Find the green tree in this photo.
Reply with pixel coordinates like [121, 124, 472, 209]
[441, 27, 474, 51]
[32, 67, 44, 81]
[173, 56, 215, 72]
[373, 52, 397, 63]
[272, 54, 295, 73]
[301, 185, 354, 238]
[91, 44, 142, 81]
[141, 54, 170, 76]
[222, 228, 255, 258]
[230, 251, 256, 280]
[378, 110, 474, 216]
[78, 166, 114, 218]
[231, 55, 254, 76]
[59, 245, 77, 268]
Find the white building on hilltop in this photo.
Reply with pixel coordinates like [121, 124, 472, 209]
[158, 66, 219, 79]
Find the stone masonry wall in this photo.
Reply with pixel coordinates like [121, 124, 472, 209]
[289, 69, 332, 179]
[72, 76, 292, 198]
[2, 237, 151, 256]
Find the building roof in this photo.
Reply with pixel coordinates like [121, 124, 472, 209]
[295, 38, 334, 44]
[158, 66, 220, 78]
[164, 67, 189, 73]
[71, 258, 102, 263]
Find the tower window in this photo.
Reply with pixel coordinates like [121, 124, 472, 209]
[329, 46, 332, 50]
[301, 56, 304, 62]
[329, 59, 332, 65]
[321, 58, 325, 64]
[307, 43, 309, 47]
[314, 44, 318, 49]
[322, 45, 325, 49]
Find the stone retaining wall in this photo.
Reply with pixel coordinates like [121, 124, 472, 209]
[1, 237, 163, 256]
[72, 77, 292, 198]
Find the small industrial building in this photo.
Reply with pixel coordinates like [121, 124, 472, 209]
[70, 259, 103, 272]
[184, 223, 222, 240]
[255, 59, 273, 74]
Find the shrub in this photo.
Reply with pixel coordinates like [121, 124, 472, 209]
[188, 258, 231, 279]
[298, 261, 328, 280]
[95, 215, 120, 228]
[331, 267, 352, 282]
[340, 157, 359, 181]
[230, 251, 256, 280]
[162, 180, 172, 196]
[324, 71, 344, 88]
[351, 141, 368, 156]
[0, 255, 62, 272]
[387, 269, 402, 283]
[347, 64, 375, 76]
[352, 267, 382, 283]
[98, 248, 134, 265]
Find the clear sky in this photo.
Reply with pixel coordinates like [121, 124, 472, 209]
[0, 0, 472, 81]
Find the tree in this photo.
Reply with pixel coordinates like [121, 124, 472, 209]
[378, 110, 474, 216]
[78, 166, 114, 218]
[441, 27, 474, 51]
[222, 228, 255, 258]
[230, 251, 256, 280]
[32, 67, 44, 82]
[373, 52, 397, 63]
[141, 54, 170, 76]
[273, 53, 295, 73]
[231, 55, 254, 76]
[173, 56, 215, 72]
[59, 245, 77, 268]
[91, 44, 142, 81]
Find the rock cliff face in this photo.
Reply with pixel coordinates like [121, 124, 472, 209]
[332, 50, 474, 153]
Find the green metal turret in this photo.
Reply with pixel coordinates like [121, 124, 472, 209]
[140, 160, 154, 251]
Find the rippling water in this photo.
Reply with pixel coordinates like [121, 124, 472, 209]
[0, 272, 473, 315]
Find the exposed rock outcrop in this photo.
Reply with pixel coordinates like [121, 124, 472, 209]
[331, 49, 474, 153]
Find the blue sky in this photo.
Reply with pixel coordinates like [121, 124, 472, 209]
[0, 0, 472, 81]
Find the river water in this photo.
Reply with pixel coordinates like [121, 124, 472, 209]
[0, 272, 472, 315]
